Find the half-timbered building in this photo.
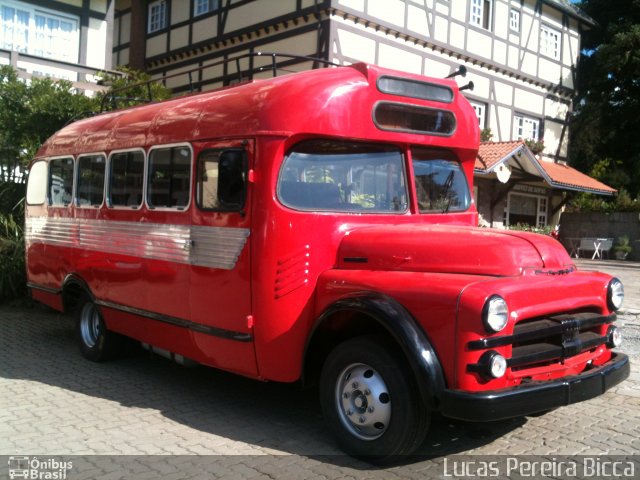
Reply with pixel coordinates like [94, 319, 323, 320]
[112, 0, 614, 228]
[0, 0, 117, 93]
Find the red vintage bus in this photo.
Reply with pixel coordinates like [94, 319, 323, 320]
[25, 55, 628, 461]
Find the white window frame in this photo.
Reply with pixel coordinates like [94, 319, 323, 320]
[540, 24, 561, 60]
[509, 8, 520, 33]
[469, 101, 487, 130]
[194, 0, 219, 17]
[0, 0, 79, 63]
[147, 0, 166, 33]
[506, 192, 547, 228]
[0, 3, 29, 52]
[470, 0, 492, 30]
[470, 0, 483, 26]
[513, 114, 540, 141]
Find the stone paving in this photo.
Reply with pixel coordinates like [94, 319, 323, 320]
[1, 261, 639, 478]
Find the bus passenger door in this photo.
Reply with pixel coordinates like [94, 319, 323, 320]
[189, 140, 256, 376]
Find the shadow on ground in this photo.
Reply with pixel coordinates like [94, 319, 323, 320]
[1, 305, 525, 469]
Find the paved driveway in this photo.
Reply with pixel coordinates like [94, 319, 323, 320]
[1, 262, 639, 478]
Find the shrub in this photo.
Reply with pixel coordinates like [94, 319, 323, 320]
[565, 189, 640, 213]
[507, 223, 555, 235]
[480, 128, 493, 142]
[0, 212, 26, 303]
[614, 235, 632, 254]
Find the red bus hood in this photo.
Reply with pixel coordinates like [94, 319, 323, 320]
[337, 225, 574, 277]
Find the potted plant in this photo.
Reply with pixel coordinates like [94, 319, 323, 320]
[524, 138, 545, 155]
[614, 235, 632, 260]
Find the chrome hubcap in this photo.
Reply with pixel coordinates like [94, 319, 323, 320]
[79, 303, 101, 348]
[335, 363, 391, 440]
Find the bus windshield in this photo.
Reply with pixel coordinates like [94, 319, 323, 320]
[412, 147, 470, 213]
[278, 140, 408, 213]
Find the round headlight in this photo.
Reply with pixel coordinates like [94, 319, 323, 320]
[489, 353, 507, 378]
[607, 326, 622, 348]
[483, 295, 509, 333]
[607, 278, 624, 311]
[477, 350, 507, 379]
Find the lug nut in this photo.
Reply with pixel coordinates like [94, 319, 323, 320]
[364, 389, 371, 395]
[368, 407, 374, 413]
[359, 416, 366, 424]
[352, 382, 359, 389]
[346, 409, 353, 416]
[343, 393, 348, 399]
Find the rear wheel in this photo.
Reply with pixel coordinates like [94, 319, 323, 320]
[76, 296, 122, 362]
[319, 336, 429, 463]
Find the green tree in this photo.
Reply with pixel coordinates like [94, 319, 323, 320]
[571, 1, 640, 197]
[0, 66, 172, 184]
[0, 66, 96, 182]
[0, 65, 171, 302]
[96, 66, 171, 111]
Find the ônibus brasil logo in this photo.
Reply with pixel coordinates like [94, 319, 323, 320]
[8, 457, 72, 480]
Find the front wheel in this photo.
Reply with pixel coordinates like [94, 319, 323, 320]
[76, 296, 122, 362]
[319, 336, 430, 462]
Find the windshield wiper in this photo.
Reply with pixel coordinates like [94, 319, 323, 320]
[441, 171, 455, 213]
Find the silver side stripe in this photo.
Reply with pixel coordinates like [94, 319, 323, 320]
[25, 217, 249, 270]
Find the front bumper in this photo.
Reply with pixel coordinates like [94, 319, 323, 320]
[440, 353, 630, 422]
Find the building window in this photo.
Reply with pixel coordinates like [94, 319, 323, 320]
[33, 14, 77, 62]
[513, 115, 540, 141]
[540, 24, 561, 60]
[509, 9, 520, 33]
[507, 192, 547, 227]
[469, 101, 487, 129]
[0, 1, 78, 62]
[470, 0, 492, 30]
[0, 4, 29, 52]
[194, 0, 219, 16]
[148, 0, 166, 33]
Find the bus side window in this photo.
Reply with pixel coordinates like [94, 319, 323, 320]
[76, 154, 106, 207]
[197, 149, 246, 211]
[26, 160, 48, 205]
[147, 146, 192, 209]
[109, 151, 145, 208]
[48, 157, 74, 207]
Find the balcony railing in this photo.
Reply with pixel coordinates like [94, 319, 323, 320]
[0, 48, 124, 93]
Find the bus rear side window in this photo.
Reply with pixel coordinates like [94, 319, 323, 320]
[147, 146, 192, 209]
[49, 157, 74, 206]
[26, 161, 47, 205]
[196, 149, 247, 211]
[109, 151, 145, 208]
[374, 102, 456, 136]
[77, 154, 106, 207]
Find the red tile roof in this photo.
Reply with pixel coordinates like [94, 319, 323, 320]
[475, 141, 616, 195]
[538, 160, 617, 195]
[475, 141, 524, 170]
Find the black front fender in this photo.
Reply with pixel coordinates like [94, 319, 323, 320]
[310, 292, 446, 410]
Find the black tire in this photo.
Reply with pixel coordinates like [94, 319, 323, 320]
[319, 336, 430, 463]
[75, 295, 123, 362]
